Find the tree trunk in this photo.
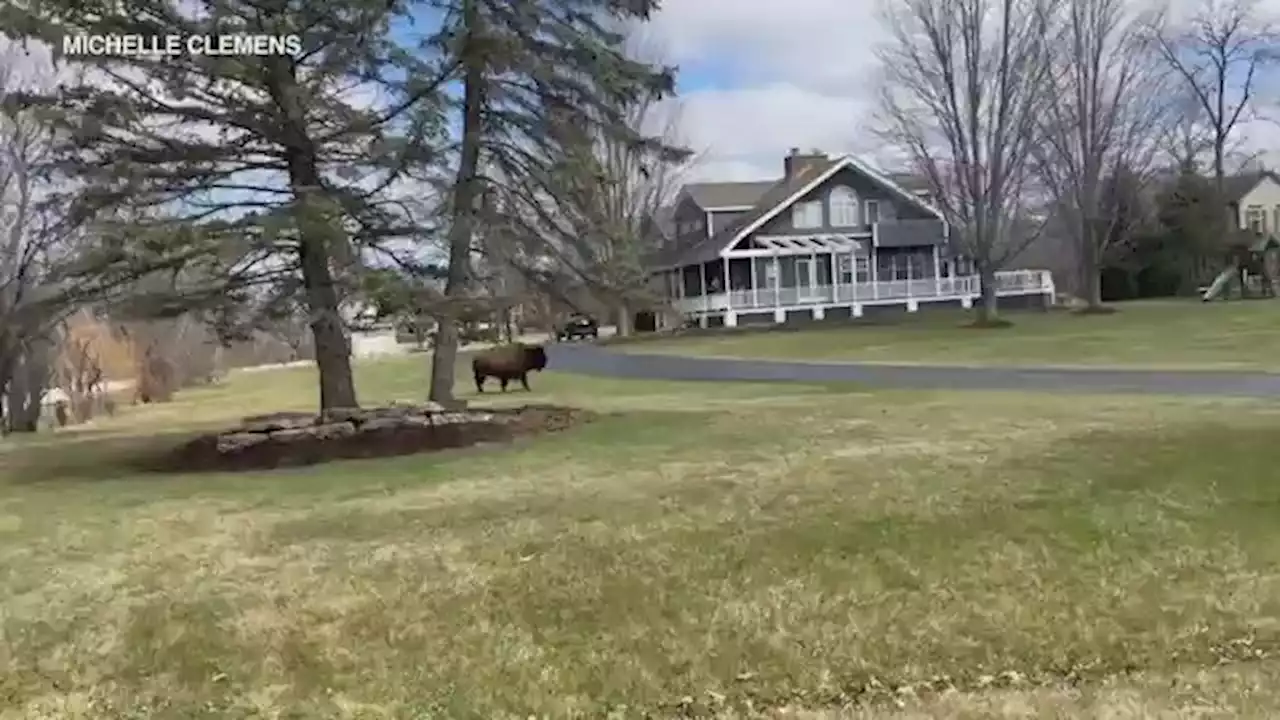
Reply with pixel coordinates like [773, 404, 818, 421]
[5, 346, 47, 433]
[614, 301, 632, 337]
[0, 347, 13, 435]
[429, 9, 484, 403]
[289, 153, 358, 410]
[976, 264, 1000, 324]
[1081, 221, 1103, 307]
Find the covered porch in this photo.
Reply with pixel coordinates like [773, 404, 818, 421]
[654, 233, 1055, 326]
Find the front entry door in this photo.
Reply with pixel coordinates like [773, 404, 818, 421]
[795, 257, 818, 299]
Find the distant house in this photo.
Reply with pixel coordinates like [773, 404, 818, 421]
[1228, 171, 1280, 234]
[648, 148, 1055, 328]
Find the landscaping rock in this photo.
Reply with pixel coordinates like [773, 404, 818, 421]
[151, 404, 593, 473]
[240, 411, 315, 432]
[216, 432, 270, 453]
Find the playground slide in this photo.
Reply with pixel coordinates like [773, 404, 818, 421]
[1202, 267, 1235, 301]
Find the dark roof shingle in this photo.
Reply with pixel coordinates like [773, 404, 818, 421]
[683, 181, 775, 210]
[1224, 171, 1280, 203]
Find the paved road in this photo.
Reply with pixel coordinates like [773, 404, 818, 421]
[547, 343, 1280, 397]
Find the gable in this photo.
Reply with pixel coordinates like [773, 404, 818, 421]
[1240, 173, 1280, 207]
[653, 154, 946, 269]
[751, 166, 936, 238]
[727, 159, 943, 249]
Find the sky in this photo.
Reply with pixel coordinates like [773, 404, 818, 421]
[4, 0, 1279, 191]
[645, 0, 1280, 184]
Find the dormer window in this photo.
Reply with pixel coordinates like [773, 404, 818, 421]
[829, 185, 860, 226]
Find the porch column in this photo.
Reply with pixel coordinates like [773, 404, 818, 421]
[723, 260, 733, 325]
[810, 251, 817, 300]
[752, 257, 760, 308]
[871, 245, 879, 300]
[698, 263, 708, 327]
[832, 246, 841, 304]
[772, 253, 783, 324]
[933, 245, 941, 296]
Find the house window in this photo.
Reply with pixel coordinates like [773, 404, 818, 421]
[864, 200, 880, 224]
[828, 185, 860, 226]
[792, 200, 823, 229]
[1246, 205, 1265, 232]
[854, 256, 870, 283]
[837, 253, 852, 283]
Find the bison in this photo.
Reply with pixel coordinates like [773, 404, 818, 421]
[472, 343, 548, 393]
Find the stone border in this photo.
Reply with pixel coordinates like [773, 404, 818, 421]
[149, 402, 590, 473]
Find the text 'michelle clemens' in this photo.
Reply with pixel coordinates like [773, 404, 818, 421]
[62, 34, 303, 57]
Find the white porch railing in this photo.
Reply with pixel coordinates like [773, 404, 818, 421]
[672, 270, 1053, 314]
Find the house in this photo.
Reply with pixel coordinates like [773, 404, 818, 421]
[649, 149, 1055, 327]
[1227, 170, 1280, 234]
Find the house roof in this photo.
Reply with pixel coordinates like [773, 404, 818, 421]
[682, 181, 775, 210]
[657, 159, 838, 268]
[1224, 171, 1280, 203]
[656, 154, 945, 269]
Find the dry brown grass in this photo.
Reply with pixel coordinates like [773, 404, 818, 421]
[3, 356, 1280, 717]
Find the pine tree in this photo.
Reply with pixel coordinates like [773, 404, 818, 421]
[423, 0, 678, 401]
[3, 0, 450, 410]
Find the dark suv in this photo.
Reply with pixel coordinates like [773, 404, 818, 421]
[557, 313, 599, 341]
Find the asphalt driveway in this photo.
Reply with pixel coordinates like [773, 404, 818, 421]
[547, 343, 1280, 397]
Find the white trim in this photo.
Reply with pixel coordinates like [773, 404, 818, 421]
[719, 154, 948, 257]
[726, 233, 869, 257]
[755, 232, 872, 242]
[705, 204, 756, 212]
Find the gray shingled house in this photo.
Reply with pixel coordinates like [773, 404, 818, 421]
[649, 149, 1055, 327]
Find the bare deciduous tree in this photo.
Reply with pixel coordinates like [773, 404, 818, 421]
[1033, 0, 1172, 309]
[876, 0, 1061, 323]
[500, 94, 691, 337]
[1152, 0, 1276, 229]
[0, 50, 68, 432]
[1159, 91, 1216, 170]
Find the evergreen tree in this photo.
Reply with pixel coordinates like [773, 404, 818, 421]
[2, 0, 450, 409]
[423, 0, 678, 401]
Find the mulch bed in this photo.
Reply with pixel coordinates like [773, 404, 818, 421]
[143, 405, 593, 474]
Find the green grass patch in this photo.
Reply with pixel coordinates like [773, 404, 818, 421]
[3, 358, 1280, 717]
[624, 299, 1280, 370]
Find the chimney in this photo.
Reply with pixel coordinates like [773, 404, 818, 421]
[783, 147, 827, 179]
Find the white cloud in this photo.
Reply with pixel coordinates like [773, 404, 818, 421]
[650, 0, 1280, 183]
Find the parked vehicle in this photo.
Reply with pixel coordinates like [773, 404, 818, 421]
[557, 313, 599, 341]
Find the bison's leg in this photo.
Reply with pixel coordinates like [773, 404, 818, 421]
[499, 377, 509, 392]
[474, 370, 485, 393]
[520, 372, 530, 391]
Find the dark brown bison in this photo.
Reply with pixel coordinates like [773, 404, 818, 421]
[472, 343, 548, 393]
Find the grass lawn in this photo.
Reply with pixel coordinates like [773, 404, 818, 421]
[623, 299, 1280, 370]
[4, 355, 1280, 717]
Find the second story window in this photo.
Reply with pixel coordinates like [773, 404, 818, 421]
[829, 185, 860, 226]
[1246, 205, 1265, 232]
[792, 200, 823, 228]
